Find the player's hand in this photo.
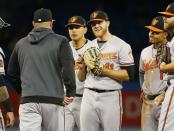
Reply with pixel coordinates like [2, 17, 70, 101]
[6, 112, 15, 128]
[76, 55, 86, 70]
[154, 93, 165, 106]
[63, 97, 74, 105]
[160, 62, 166, 72]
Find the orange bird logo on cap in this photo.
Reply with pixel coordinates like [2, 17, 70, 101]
[166, 5, 171, 12]
[91, 12, 98, 19]
[151, 18, 158, 26]
[70, 17, 77, 23]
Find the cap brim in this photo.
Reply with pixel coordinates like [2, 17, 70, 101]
[158, 11, 174, 16]
[145, 26, 164, 32]
[87, 19, 105, 25]
[65, 23, 85, 28]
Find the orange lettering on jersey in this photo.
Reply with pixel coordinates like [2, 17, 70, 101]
[103, 63, 114, 70]
[100, 52, 117, 60]
[143, 59, 158, 72]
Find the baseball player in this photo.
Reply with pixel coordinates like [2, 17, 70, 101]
[7, 8, 76, 131]
[157, 3, 174, 131]
[0, 17, 15, 130]
[139, 16, 169, 131]
[78, 10, 135, 131]
[64, 16, 95, 131]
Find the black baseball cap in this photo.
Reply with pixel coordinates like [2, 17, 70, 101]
[159, 3, 174, 17]
[0, 17, 10, 28]
[88, 10, 109, 24]
[65, 16, 86, 28]
[145, 16, 165, 32]
[33, 8, 54, 23]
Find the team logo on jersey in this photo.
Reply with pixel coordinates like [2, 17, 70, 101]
[128, 50, 133, 58]
[128, 50, 132, 56]
[144, 59, 158, 72]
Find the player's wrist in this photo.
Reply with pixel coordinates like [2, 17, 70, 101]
[160, 62, 167, 72]
[101, 68, 108, 76]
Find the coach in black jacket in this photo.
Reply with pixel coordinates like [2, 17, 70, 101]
[7, 8, 76, 131]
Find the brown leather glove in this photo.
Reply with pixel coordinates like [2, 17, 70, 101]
[156, 45, 171, 65]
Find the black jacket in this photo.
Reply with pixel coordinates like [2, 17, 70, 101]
[8, 28, 76, 105]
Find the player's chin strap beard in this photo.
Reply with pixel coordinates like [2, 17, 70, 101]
[152, 40, 168, 49]
[151, 42, 162, 49]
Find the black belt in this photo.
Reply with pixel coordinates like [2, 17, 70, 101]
[75, 94, 83, 97]
[87, 88, 117, 93]
[145, 94, 159, 100]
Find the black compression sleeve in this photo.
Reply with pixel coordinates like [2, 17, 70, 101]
[2, 99, 13, 112]
[121, 65, 135, 81]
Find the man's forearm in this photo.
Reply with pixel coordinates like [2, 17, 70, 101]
[160, 62, 174, 73]
[102, 69, 129, 81]
[77, 67, 87, 81]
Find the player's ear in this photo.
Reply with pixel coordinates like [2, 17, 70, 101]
[84, 27, 87, 34]
[32, 21, 35, 27]
[49, 21, 53, 28]
[106, 20, 110, 27]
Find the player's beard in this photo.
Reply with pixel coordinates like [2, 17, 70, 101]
[151, 42, 164, 49]
[149, 38, 161, 48]
[93, 26, 107, 38]
[149, 37, 155, 44]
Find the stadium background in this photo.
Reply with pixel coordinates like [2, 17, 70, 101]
[0, 0, 173, 130]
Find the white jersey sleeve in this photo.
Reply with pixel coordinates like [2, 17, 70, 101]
[139, 50, 144, 73]
[118, 44, 134, 67]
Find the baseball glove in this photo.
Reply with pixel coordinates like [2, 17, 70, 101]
[83, 47, 103, 76]
[156, 44, 171, 65]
